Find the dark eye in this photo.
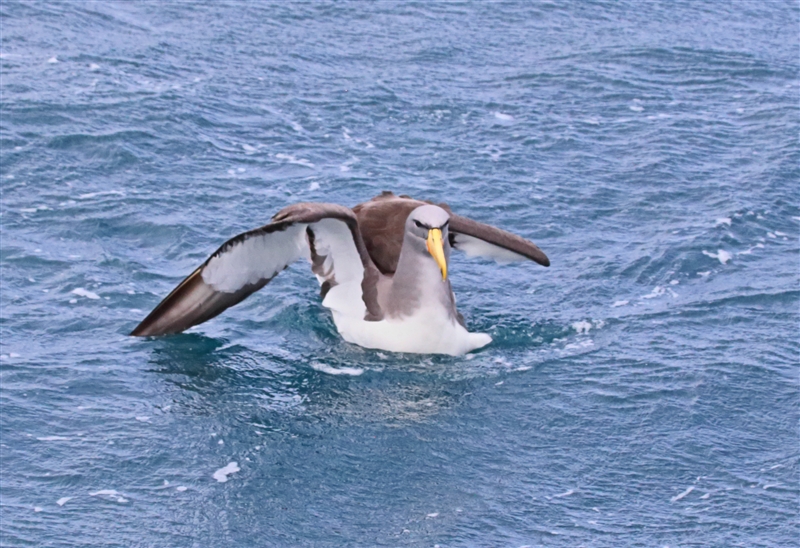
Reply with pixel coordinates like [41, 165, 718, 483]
[414, 220, 426, 229]
[441, 220, 449, 230]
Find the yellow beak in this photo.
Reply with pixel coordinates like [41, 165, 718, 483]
[426, 228, 447, 281]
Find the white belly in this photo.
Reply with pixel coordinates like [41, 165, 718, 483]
[320, 282, 491, 356]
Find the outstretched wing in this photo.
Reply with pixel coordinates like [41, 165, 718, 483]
[352, 191, 549, 272]
[448, 214, 550, 267]
[130, 203, 381, 337]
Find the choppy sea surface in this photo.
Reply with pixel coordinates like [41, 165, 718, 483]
[1, 2, 798, 546]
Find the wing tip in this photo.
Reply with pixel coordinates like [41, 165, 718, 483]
[129, 319, 151, 337]
[129, 317, 176, 337]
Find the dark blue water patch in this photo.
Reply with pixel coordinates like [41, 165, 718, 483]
[1, 0, 798, 546]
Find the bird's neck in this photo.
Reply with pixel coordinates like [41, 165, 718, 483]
[384, 236, 454, 318]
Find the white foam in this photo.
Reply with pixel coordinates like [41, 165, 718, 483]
[629, 105, 644, 112]
[642, 286, 665, 299]
[667, 288, 678, 298]
[135, 416, 151, 422]
[89, 63, 100, 71]
[78, 190, 125, 199]
[715, 217, 732, 226]
[767, 232, 776, 239]
[176, 486, 188, 492]
[612, 300, 629, 307]
[697, 271, 711, 277]
[670, 486, 694, 502]
[426, 512, 439, 518]
[554, 489, 574, 498]
[275, 153, 314, 168]
[71, 288, 100, 299]
[493, 112, 514, 121]
[310, 362, 364, 376]
[34, 506, 43, 512]
[702, 250, 731, 264]
[242, 143, 257, 154]
[339, 157, 358, 172]
[572, 321, 592, 334]
[9, 353, 20, 358]
[700, 492, 710, 499]
[90, 489, 119, 496]
[56, 497, 72, 506]
[90, 489, 128, 503]
[308, 181, 320, 191]
[213, 462, 240, 483]
[37, 436, 70, 441]
[739, 243, 764, 255]
[47, 56, 58, 64]
[669, 280, 679, 285]
[565, 339, 593, 350]
[69, 299, 77, 304]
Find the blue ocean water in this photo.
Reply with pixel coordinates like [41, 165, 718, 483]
[1, 1, 798, 546]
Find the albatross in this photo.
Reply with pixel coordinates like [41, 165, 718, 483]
[131, 191, 549, 355]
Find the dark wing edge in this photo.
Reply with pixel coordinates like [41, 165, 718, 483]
[130, 203, 382, 337]
[448, 213, 550, 267]
[129, 265, 273, 336]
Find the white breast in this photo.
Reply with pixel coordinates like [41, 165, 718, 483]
[323, 274, 491, 356]
[330, 308, 490, 356]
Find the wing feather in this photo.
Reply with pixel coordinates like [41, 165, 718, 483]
[131, 203, 381, 337]
[352, 191, 550, 270]
[449, 214, 550, 266]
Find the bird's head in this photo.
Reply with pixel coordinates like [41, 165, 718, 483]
[406, 204, 450, 281]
